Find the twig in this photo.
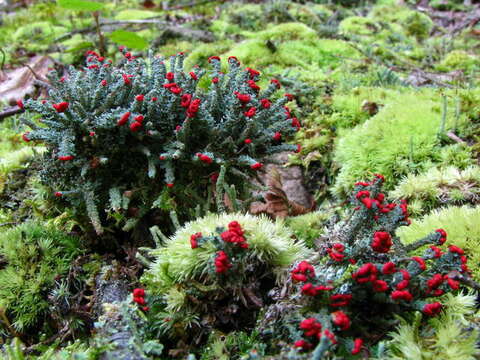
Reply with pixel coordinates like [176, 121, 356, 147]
[0, 107, 24, 121]
[0, 222, 18, 227]
[93, 11, 106, 56]
[163, 0, 223, 10]
[19, 62, 49, 83]
[446, 131, 466, 144]
[451, 273, 480, 291]
[24, 325, 72, 354]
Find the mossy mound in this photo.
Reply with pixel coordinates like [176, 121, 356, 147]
[397, 205, 480, 280]
[142, 213, 309, 337]
[144, 212, 308, 292]
[222, 23, 359, 84]
[284, 211, 331, 248]
[332, 88, 473, 197]
[436, 50, 480, 73]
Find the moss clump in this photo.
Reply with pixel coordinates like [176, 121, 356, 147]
[332, 89, 471, 197]
[401, 11, 434, 40]
[183, 40, 234, 69]
[142, 213, 309, 338]
[390, 166, 480, 216]
[397, 205, 480, 280]
[0, 223, 81, 333]
[223, 23, 358, 86]
[436, 50, 480, 73]
[339, 16, 379, 36]
[144, 213, 308, 291]
[284, 211, 331, 248]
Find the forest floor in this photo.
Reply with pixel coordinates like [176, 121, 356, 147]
[0, 0, 479, 359]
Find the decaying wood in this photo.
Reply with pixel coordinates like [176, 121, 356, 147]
[94, 266, 148, 360]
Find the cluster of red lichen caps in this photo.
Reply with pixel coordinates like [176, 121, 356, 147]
[32, 49, 304, 196]
[132, 288, 149, 311]
[354, 174, 410, 224]
[221, 221, 248, 249]
[190, 221, 249, 274]
[290, 175, 472, 355]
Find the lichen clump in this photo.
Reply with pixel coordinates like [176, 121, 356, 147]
[22, 50, 299, 234]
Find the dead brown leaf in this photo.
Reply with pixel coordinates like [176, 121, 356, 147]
[0, 55, 53, 105]
[250, 168, 314, 219]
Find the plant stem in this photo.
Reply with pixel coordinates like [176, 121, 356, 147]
[93, 11, 106, 56]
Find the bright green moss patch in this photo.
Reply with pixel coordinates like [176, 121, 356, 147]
[284, 211, 331, 248]
[0, 223, 81, 332]
[332, 89, 470, 197]
[390, 166, 480, 217]
[397, 205, 480, 280]
[224, 23, 359, 83]
[144, 213, 309, 292]
[436, 50, 480, 73]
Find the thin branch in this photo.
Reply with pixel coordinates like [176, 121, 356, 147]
[0, 48, 6, 71]
[446, 131, 466, 144]
[0, 107, 24, 122]
[93, 11, 106, 57]
[451, 273, 480, 291]
[19, 62, 49, 83]
[163, 0, 224, 10]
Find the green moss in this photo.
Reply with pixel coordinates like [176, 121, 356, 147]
[284, 211, 331, 248]
[339, 16, 379, 36]
[184, 40, 234, 69]
[224, 4, 265, 31]
[390, 166, 480, 216]
[331, 87, 399, 128]
[397, 205, 480, 280]
[0, 223, 81, 332]
[144, 213, 309, 292]
[436, 50, 480, 73]
[332, 89, 468, 197]
[400, 11, 434, 40]
[225, 23, 358, 83]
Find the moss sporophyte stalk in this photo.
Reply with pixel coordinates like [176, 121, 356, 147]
[21, 48, 301, 234]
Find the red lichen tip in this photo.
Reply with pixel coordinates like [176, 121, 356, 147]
[52, 102, 69, 113]
[250, 162, 263, 170]
[22, 132, 31, 142]
[208, 56, 221, 63]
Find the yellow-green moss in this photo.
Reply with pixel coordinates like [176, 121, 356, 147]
[390, 166, 480, 216]
[143, 212, 309, 293]
[436, 50, 480, 73]
[284, 211, 331, 248]
[339, 16, 379, 36]
[332, 89, 471, 197]
[397, 205, 480, 280]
